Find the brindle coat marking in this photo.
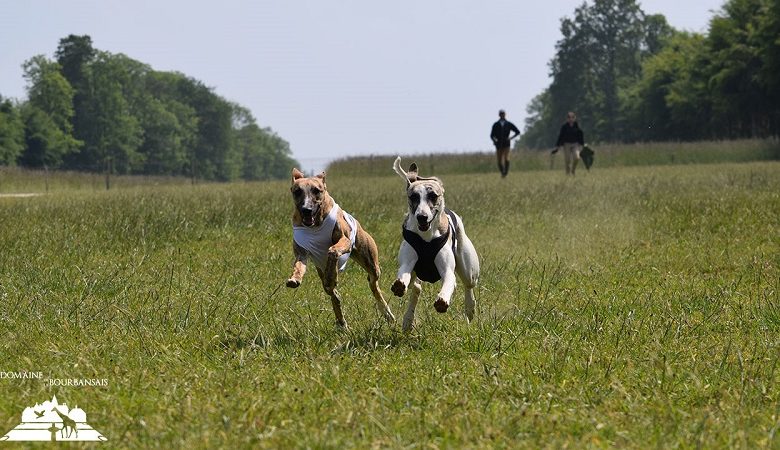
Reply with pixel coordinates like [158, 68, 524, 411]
[287, 168, 395, 328]
[391, 157, 480, 331]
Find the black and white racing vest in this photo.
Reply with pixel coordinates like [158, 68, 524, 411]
[402, 209, 458, 283]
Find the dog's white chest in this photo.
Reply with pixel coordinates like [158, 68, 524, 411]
[292, 203, 357, 272]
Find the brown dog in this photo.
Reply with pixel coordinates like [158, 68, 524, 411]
[286, 168, 395, 328]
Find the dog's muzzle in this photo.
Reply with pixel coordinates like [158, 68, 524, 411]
[416, 214, 433, 231]
[300, 206, 317, 227]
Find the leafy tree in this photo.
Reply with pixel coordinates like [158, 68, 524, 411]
[707, 0, 772, 137]
[623, 32, 711, 141]
[519, 89, 555, 148]
[588, 0, 647, 140]
[12, 34, 297, 179]
[523, 1, 675, 146]
[20, 55, 81, 167]
[71, 51, 144, 173]
[55, 35, 95, 158]
[174, 77, 239, 181]
[139, 71, 198, 175]
[0, 96, 25, 164]
[55, 35, 96, 90]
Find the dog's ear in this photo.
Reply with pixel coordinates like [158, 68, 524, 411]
[407, 163, 419, 183]
[393, 156, 415, 187]
[291, 168, 304, 184]
[314, 171, 327, 189]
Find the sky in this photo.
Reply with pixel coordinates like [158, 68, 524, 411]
[0, 0, 725, 172]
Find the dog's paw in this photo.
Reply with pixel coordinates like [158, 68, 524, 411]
[286, 278, 301, 288]
[433, 297, 449, 313]
[391, 279, 407, 297]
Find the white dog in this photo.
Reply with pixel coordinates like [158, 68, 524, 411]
[390, 157, 480, 331]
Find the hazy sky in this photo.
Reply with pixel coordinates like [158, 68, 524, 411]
[1, 0, 724, 171]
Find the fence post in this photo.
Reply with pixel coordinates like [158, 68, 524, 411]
[105, 157, 112, 191]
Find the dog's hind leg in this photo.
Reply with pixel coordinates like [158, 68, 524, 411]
[402, 276, 422, 332]
[352, 230, 396, 324]
[369, 272, 396, 324]
[454, 226, 480, 322]
[355, 254, 396, 325]
[329, 289, 347, 329]
[317, 267, 347, 328]
[456, 259, 478, 322]
[464, 287, 476, 323]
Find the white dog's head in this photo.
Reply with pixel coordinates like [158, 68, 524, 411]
[392, 157, 445, 232]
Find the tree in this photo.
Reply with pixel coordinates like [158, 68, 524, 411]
[13, 34, 296, 180]
[71, 51, 144, 173]
[55, 35, 95, 162]
[756, 0, 780, 135]
[523, 1, 674, 146]
[519, 89, 555, 148]
[707, 0, 773, 138]
[0, 96, 25, 164]
[174, 77, 239, 181]
[20, 55, 81, 167]
[623, 32, 711, 141]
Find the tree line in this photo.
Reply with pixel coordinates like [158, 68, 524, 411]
[0, 35, 298, 181]
[521, 0, 780, 148]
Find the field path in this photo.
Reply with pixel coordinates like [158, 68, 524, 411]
[0, 193, 44, 198]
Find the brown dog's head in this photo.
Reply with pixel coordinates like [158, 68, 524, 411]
[392, 157, 445, 232]
[290, 168, 330, 227]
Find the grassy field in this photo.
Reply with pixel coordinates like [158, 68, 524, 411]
[327, 138, 780, 177]
[0, 166, 192, 194]
[0, 160, 779, 448]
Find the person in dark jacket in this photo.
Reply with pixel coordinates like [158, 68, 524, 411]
[490, 109, 520, 177]
[554, 111, 585, 175]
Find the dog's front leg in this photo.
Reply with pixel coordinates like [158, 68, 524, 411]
[286, 241, 308, 288]
[433, 249, 457, 313]
[323, 235, 351, 288]
[392, 241, 418, 297]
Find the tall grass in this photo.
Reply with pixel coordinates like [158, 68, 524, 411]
[0, 166, 193, 193]
[327, 138, 780, 177]
[0, 161, 778, 447]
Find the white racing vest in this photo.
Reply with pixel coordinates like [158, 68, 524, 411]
[292, 203, 358, 272]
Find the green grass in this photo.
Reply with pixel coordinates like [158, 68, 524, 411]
[326, 138, 780, 177]
[0, 161, 778, 448]
[0, 166, 192, 193]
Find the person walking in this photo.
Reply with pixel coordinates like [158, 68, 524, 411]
[554, 112, 585, 175]
[490, 109, 520, 178]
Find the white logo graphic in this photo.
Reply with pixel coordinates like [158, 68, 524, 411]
[1, 394, 107, 442]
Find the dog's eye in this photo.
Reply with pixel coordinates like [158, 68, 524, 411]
[409, 193, 420, 203]
[427, 192, 438, 202]
[292, 187, 303, 197]
[311, 187, 320, 195]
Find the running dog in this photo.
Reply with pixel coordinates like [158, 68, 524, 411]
[286, 168, 395, 328]
[390, 157, 480, 331]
